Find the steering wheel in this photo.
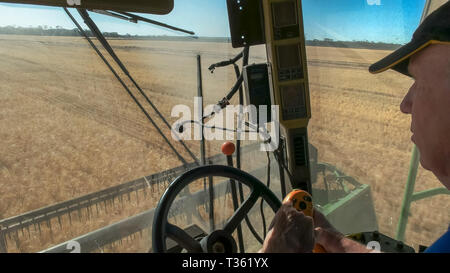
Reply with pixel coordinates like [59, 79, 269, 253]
[152, 165, 282, 253]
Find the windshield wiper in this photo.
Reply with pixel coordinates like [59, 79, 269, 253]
[90, 10, 138, 23]
[89, 9, 195, 36]
[65, 7, 200, 166]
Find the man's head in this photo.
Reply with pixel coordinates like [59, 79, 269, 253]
[369, 2, 450, 189]
[400, 44, 450, 189]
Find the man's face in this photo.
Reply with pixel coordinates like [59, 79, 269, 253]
[400, 44, 450, 189]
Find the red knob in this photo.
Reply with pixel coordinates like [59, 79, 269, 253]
[221, 142, 235, 156]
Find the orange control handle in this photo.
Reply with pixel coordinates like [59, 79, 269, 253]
[283, 190, 326, 253]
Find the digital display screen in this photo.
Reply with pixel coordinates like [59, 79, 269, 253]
[280, 84, 307, 120]
[245, 64, 272, 121]
[272, 1, 298, 28]
[281, 85, 305, 109]
[250, 72, 265, 81]
[277, 44, 302, 69]
[249, 84, 271, 108]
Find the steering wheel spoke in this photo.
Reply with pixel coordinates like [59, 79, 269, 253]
[223, 190, 260, 234]
[166, 222, 203, 253]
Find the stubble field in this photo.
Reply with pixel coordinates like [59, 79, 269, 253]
[0, 35, 448, 252]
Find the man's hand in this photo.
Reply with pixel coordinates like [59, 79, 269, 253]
[259, 202, 315, 253]
[313, 209, 378, 253]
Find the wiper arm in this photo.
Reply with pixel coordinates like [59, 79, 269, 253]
[115, 11, 195, 36]
[90, 10, 138, 23]
[89, 9, 195, 36]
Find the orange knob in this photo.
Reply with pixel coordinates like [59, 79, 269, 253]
[221, 141, 235, 156]
[283, 189, 314, 216]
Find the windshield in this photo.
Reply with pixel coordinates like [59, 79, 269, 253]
[0, 0, 448, 253]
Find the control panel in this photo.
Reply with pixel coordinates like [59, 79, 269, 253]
[262, 0, 312, 192]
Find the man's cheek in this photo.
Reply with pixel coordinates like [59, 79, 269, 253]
[418, 140, 447, 176]
[419, 153, 432, 171]
[414, 131, 433, 171]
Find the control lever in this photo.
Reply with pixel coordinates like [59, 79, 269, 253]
[283, 189, 327, 253]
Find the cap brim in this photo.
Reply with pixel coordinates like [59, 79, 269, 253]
[369, 39, 431, 77]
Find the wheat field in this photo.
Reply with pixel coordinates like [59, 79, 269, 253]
[0, 34, 448, 252]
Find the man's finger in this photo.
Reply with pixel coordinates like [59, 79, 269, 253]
[268, 202, 294, 231]
[268, 205, 284, 231]
[313, 209, 339, 232]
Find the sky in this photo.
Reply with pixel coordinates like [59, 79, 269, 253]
[0, 0, 426, 43]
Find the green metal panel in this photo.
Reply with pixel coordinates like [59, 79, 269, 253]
[317, 184, 378, 236]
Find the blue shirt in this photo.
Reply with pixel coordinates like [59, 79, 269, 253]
[424, 226, 450, 253]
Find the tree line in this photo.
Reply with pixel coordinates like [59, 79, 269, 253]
[0, 25, 122, 37]
[0, 25, 402, 50]
[306, 38, 402, 50]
